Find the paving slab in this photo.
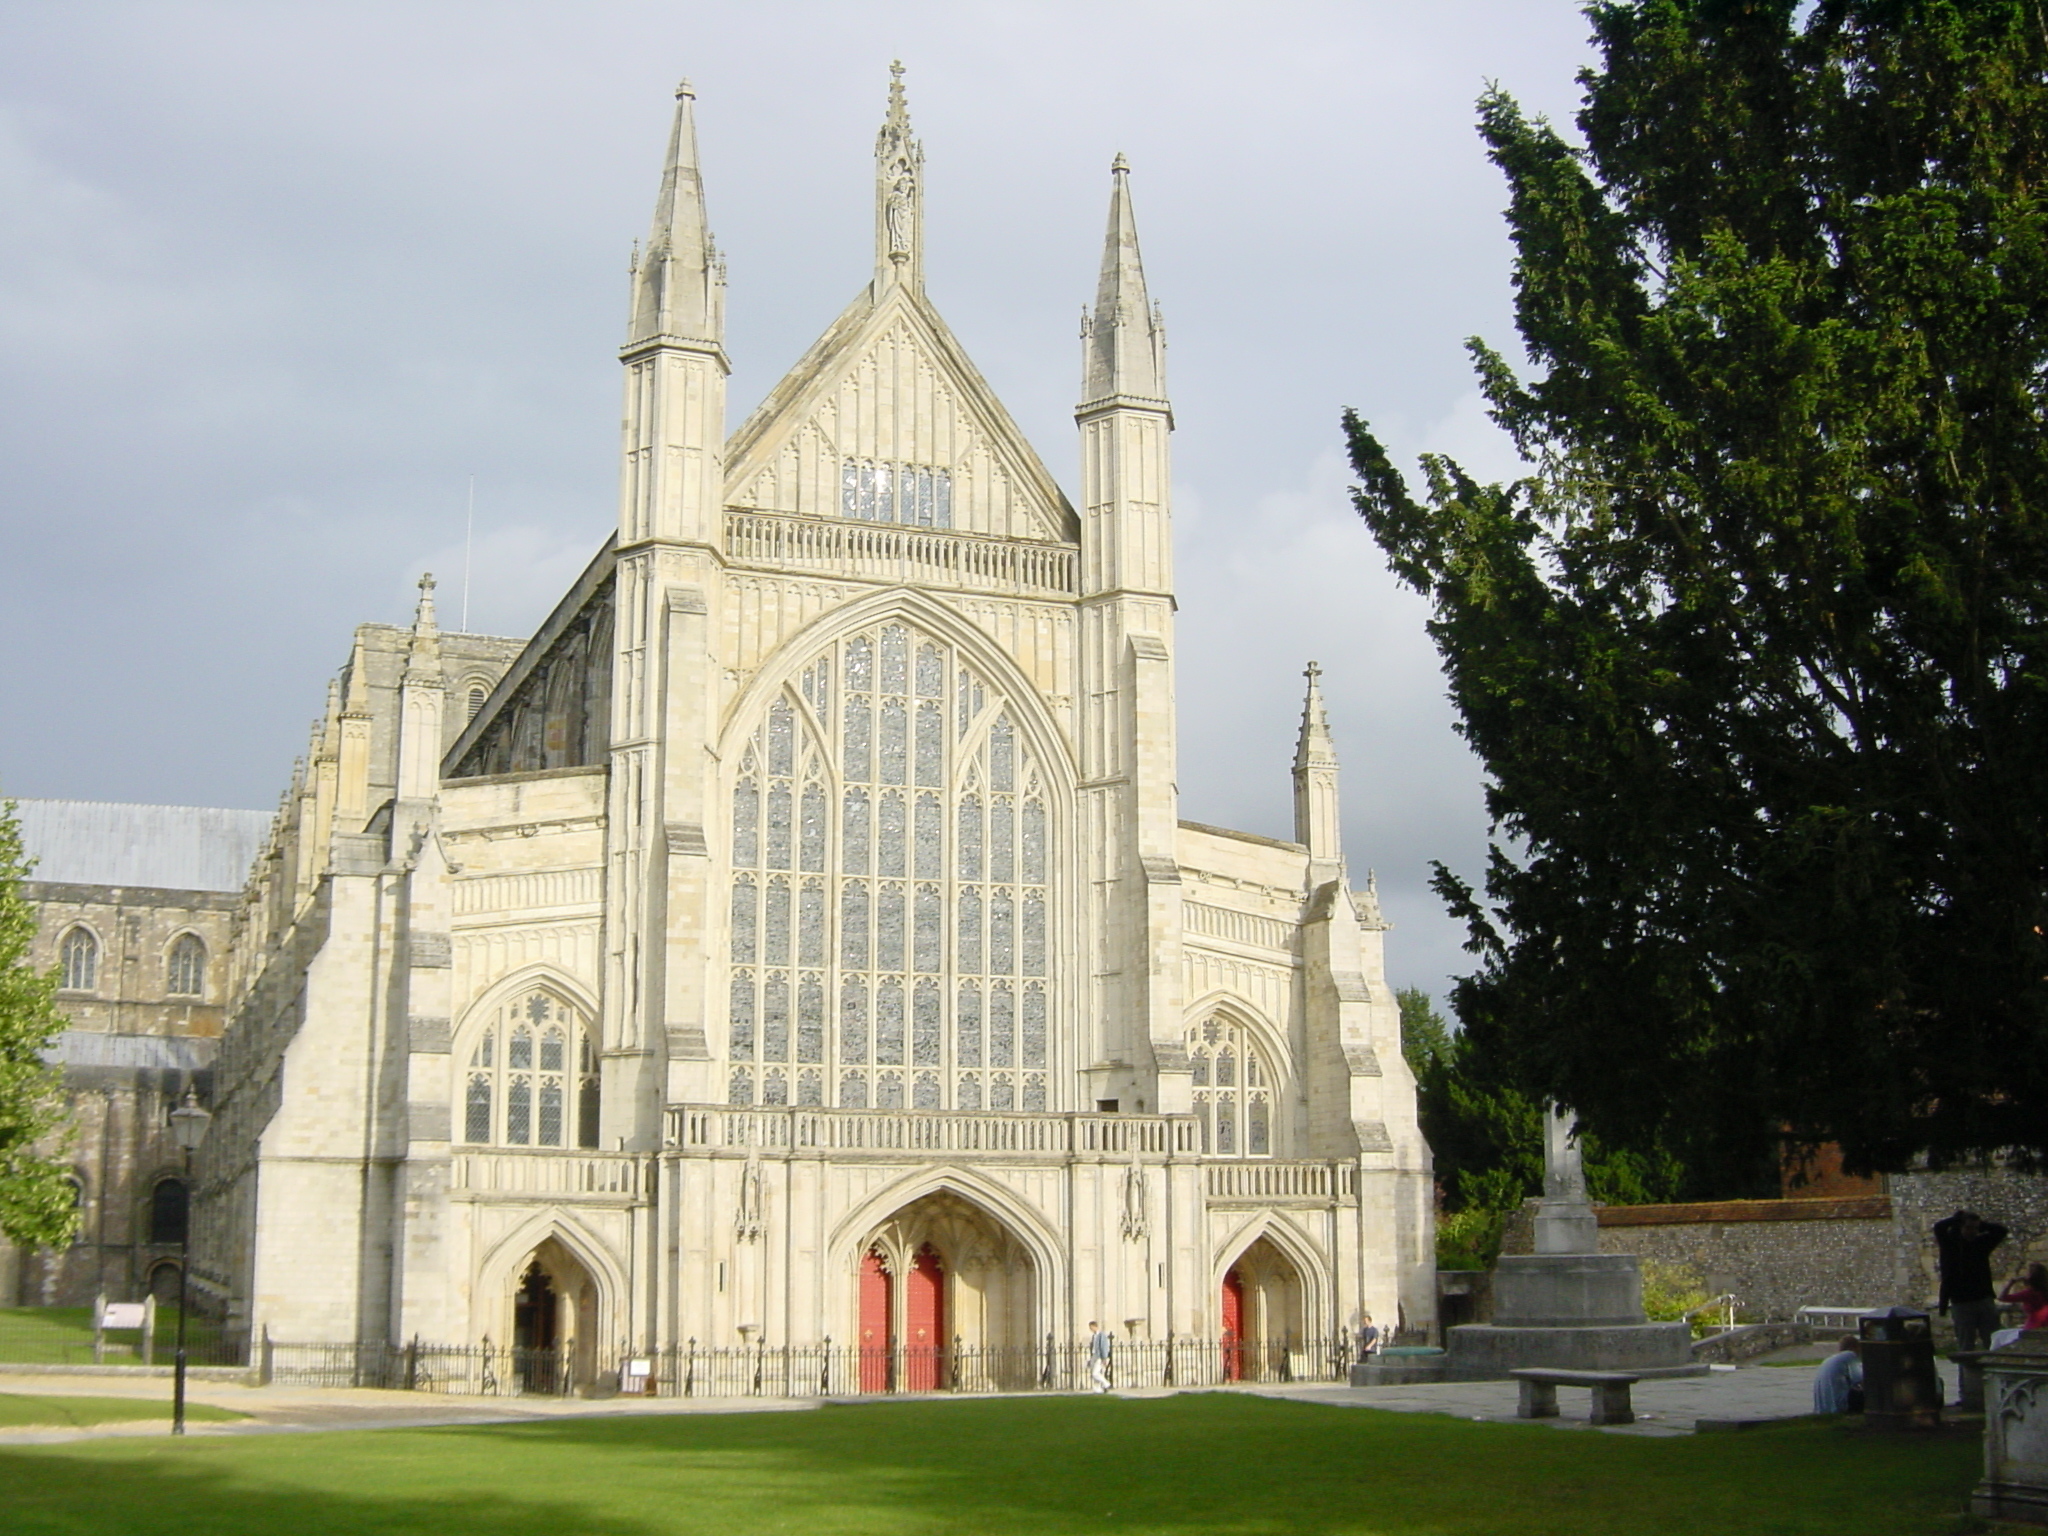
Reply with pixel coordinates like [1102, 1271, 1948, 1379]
[1237, 1363, 1823, 1436]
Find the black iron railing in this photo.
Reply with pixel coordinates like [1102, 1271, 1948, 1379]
[243, 1330, 1352, 1399]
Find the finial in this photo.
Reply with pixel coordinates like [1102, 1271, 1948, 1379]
[1112, 151, 1130, 175]
[419, 572, 436, 594]
[676, 78, 694, 101]
[886, 59, 909, 126]
[1305, 660, 1321, 685]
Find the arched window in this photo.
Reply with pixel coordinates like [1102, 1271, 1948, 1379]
[727, 622, 1055, 1112]
[460, 989, 601, 1148]
[149, 1177, 188, 1245]
[166, 935, 206, 997]
[59, 927, 98, 992]
[1188, 1016, 1275, 1157]
[466, 683, 488, 722]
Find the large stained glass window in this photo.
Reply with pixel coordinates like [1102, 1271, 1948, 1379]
[1188, 1017, 1275, 1157]
[728, 621, 1053, 1111]
[461, 989, 601, 1148]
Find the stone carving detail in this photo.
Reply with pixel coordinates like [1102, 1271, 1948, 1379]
[1121, 1155, 1149, 1241]
[735, 1153, 764, 1242]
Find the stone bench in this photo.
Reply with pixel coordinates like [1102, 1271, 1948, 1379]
[1510, 1368, 1642, 1425]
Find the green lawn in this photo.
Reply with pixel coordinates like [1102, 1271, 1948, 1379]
[0, 1393, 243, 1429]
[0, 1393, 1987, 1535]
[0, 1306, 229, 1366]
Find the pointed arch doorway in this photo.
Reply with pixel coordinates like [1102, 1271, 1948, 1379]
[1219, 1236, 1305, 1383]
[854, 1190, 1036, 1392]
[508, 1238, 598, 1394]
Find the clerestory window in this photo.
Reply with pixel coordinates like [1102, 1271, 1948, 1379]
[59, 927, 98, 992]
[166, 935, 206, 997]
[462, 989, 601, 1148]
[727, 620, 1052, 1113]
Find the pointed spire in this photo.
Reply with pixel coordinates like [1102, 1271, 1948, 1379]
[1293, 661, 1343, 864]
[1295, 660, 1337, 774]
[1083, 153, 1166, 405]
[629, 78, 724, 348]
[406, 572, 443, 684]
[874, 60, 925, 293]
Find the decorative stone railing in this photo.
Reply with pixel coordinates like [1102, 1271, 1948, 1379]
[1183, 900, 1298, 954]
[449, 1150, 646, 1199]
[725, 511, 1078, 598]
[1205, 1161, 1357, 1202]
[666, 1105, 1201, 1157]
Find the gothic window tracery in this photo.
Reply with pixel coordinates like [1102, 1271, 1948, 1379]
[166, 934, 206, 997]
[59, 927, 98, 992]
[461, 989, 600, 1149]
[839, 460, 954, 528]
[728, 619, 1053, 1111]
[1189, 1016, 1275, 1157]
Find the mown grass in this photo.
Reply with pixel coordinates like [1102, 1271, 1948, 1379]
[0, 1393, 243, 1429]
[0, 1392, 1987, 1535]
[0, 1305, 227, 1366]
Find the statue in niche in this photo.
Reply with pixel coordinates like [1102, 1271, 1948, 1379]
[1120, 1154, 1149, 1241]
[735, 1153, 764, 1242]
[1542, 1101, 1588, 1203]
[885, 165, 916, 261]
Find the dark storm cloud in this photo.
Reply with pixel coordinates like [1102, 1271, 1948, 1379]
[0, 1, 1596, 1002]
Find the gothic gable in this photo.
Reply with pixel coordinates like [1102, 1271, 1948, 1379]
[724, 287, 1079, 545]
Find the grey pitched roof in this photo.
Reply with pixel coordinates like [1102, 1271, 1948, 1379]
[12, 799, 269, 893]
[46, 1031, 215, 1070]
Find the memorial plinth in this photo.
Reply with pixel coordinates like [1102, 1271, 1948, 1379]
[1972, 1331, 2048, 1527]
[1442, 1109, 1703, 1381]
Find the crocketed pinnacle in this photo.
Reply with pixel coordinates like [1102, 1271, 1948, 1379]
[628, 78, 723, 347]
[1082, 153, 1165, 405]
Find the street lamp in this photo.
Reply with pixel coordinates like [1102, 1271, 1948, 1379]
[167, 1089, 212, 1436]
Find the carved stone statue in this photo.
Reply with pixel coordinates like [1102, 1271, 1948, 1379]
[885, 166, 916, 261]
[1120, 1154, 1149, 1241]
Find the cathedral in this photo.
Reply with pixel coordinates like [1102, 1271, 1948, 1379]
[194, 70, 1433, 1384]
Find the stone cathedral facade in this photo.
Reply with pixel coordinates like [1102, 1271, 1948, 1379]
[197, 73, 1434, 1380]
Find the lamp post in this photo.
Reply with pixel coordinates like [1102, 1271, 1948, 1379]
[167, 1089, 212, 1436]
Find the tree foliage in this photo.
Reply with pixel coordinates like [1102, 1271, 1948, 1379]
[0, 802, 77, 1249]
[1398, 988, 1686, 1221]
[1352, 1, 2048, 1171]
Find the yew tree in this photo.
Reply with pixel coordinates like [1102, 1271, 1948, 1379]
[1348, 0, 2048, 1171]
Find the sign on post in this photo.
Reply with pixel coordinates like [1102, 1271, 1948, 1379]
[93, 1295, 157, 1364]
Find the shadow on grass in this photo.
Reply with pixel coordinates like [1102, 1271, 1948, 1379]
[0, 1393, 1988, 1536]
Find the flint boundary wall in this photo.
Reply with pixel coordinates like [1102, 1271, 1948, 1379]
[1492, 1167, 2048, 1325]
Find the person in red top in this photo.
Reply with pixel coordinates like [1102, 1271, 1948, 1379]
[2001, 1262, 2048, 1333]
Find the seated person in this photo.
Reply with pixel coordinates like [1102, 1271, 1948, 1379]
[1813, 1336, 1864, 1415]
[1990, 1262, 2048, 1350]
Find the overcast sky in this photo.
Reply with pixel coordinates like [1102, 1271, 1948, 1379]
[0, 1, 1598, 1005]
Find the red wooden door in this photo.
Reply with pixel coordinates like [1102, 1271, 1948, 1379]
[859, 1250, 892, 1392]
[904, 1244, 946, 1390]
[1220, 1267, 1246, 1381]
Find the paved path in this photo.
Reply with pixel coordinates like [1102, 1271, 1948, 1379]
[1239, 1364, 1820, 1437]
[0, 1363, 1821, 1445]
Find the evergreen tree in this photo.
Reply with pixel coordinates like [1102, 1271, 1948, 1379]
[0, 802, 77, 1248]
[1351, 1, 2048, 1171]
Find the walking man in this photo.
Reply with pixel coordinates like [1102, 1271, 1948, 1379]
[1934, 1209, 2009, 1351]
[1086, 1321, 1112, 1393]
